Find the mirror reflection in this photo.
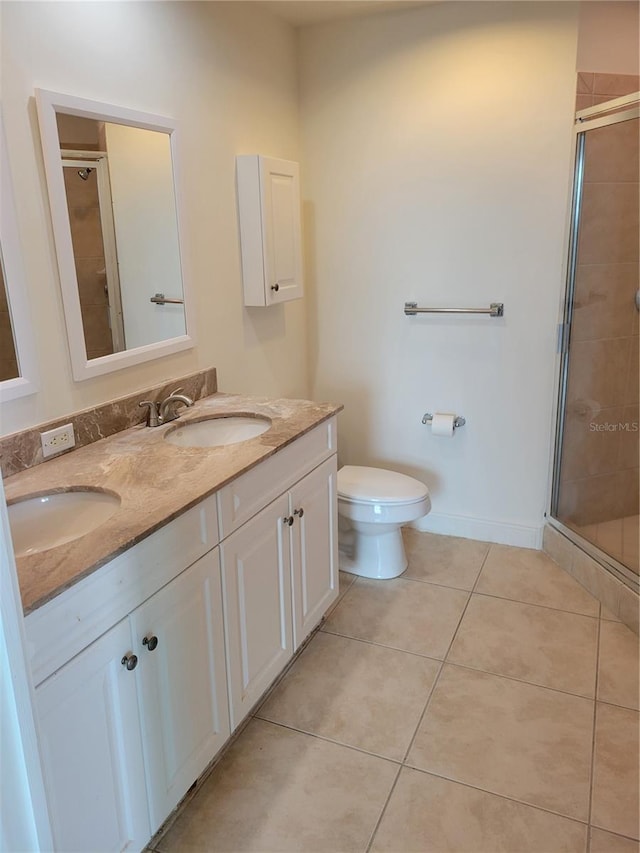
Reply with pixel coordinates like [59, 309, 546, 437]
[56, 114, 186, 359]
[0, 248, 20, 381]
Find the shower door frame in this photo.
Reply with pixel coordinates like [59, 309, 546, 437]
[549, 92, 640, 593]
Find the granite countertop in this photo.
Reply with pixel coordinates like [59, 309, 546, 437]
[5, 393, 342, 615]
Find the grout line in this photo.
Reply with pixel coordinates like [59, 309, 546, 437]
[589, 824, 640, 844]
[470, 589, 600, 620]
[346, 566, 481, 596]
[253, 717, 403, 766]
[595, 697, 640, 713]
[318, 627, 448, 664]
[397, 549, 491, 766]
[393, 572, 482, 594]
[442, 660, 598, 703]
[360, 545, 495, 852]
[586, 612, 602, 853]
[402, 764, 591, 828]
[398, 660, 445, 765]
[324, 573, 359, 620]
[364, 764, 403, 853]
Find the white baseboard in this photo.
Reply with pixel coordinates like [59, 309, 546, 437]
[411, 512, 544, 550]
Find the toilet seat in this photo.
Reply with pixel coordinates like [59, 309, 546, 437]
[338, 465, 428, 504]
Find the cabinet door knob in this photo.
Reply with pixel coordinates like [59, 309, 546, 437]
[121, 653, 138, 671]
[293, 507, 304, 518]
[143, 635, 159, 651]
[271, 283, 280, 292]
[283, 515, 294, 526]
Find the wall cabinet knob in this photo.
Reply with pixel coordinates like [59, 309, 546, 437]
[121, 653, 138, 671]
[271, 283, 280, 292]
[283, 515, 294, 526]
[143, 635, 159, 651]
[293, 507, 304, 518]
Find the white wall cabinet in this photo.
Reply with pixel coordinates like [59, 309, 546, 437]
[236, 155, 303, 306]
[222, 455, 338, 730]
[27, 418, 337, 852]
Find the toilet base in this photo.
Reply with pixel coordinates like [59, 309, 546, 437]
[338, 525, 408, 580]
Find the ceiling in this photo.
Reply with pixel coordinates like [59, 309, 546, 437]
[253, 1, 436, 27]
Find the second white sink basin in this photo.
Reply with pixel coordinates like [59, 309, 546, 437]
[8, 490, 121, 558]
[165, 415, 271, 448]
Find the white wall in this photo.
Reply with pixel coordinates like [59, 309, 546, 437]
[577, 1, 640, 74]
[1, 1, 306, 436]
[300, 1, 579, 546]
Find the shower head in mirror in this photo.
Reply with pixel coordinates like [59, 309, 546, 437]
[77, 167, 94, 181]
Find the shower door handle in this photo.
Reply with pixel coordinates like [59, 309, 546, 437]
[150, 293, 184, 305]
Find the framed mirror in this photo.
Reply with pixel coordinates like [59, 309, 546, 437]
[35, 89, 195, 381]
[0, 117, 38, 402]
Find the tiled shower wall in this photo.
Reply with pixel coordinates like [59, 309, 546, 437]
[0, 261, 19, 381]
[63, 166, 115, 361]
[558, 73, 639, 537]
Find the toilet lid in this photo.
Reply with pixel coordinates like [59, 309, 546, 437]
[337, 466, 429, 504]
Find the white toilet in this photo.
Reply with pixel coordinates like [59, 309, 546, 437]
[337, 465, 431, 579]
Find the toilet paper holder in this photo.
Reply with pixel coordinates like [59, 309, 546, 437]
[422, 413, 466, 429]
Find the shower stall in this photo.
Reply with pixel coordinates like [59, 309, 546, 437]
[551, 84, 639, 593]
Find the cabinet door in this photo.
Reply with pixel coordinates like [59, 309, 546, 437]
[290, 457, 339, 649]
[221, 493, 293, 729]
[35, 619, 150, 853]
[261, 157, 303, 304]
[131, 549, 230, 832]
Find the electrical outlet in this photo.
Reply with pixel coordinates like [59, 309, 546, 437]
[41, 423, 76, 458]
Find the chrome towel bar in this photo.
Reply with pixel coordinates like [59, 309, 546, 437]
[404, 301, 504, 317]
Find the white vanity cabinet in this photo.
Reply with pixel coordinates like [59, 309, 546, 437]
[25, 416, 338, 851]
[34, 547, 230, 849]
[130, 548, 230, 832]
[219, 424, 338, 730]
[27, 496, 225, 852]
[35, 618, 151, 853]
[236, 155, 303, 306]
[221, 493, 294, 729]
[289, 457, 338, 649]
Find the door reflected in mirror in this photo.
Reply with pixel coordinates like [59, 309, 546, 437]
[0, 248, 20, 381]
[56, 114, 186, 359]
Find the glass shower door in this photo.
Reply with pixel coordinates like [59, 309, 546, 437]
[552, 101, 639, 588]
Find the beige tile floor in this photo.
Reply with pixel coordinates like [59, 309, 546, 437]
[153, 531, 640, 853]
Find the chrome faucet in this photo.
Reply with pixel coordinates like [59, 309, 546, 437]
[139, 388, 194, 427]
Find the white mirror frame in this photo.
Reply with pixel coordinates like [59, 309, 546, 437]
[35, 89, 196, 381]
[0, 116, 39, 402]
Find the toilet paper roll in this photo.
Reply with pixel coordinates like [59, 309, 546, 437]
[431, 413, 456, 437]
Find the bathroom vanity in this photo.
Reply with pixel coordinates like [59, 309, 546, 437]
[6, 393, 340, 852]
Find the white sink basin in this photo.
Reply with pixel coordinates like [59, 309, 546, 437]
[165, 415, 271, 448]
[8, 490, 121, 558]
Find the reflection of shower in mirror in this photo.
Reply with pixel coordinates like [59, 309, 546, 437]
[35, 88, 194, 380]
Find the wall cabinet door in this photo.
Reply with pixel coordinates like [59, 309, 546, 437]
[221, 493, 293, 729]
[131, 549, 230, 832]
[35, 618, 150, 853]
[236, 155, 303, 306]
[290, 456, 339, 649]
